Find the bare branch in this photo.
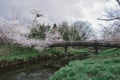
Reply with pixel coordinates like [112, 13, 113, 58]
[97, 0, 120, 21]
[116, 0, 120, 7]
[97, 17, 120, 21]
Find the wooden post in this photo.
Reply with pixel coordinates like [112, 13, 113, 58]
[94, 40, 98, 55]
[64, 46, 68, 54]
[95, 46, 98, 55]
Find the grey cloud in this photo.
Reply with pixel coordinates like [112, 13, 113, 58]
[0, 0, 109, 25]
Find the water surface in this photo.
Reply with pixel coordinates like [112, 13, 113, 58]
[0, 64, 57, 80]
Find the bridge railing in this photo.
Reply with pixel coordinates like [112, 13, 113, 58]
[49, 40, 120, 54]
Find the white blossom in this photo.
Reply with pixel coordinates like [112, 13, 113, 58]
[0, 18, 63, 50]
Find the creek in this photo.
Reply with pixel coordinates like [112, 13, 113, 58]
[0, 63, 59, 80]
[0, 53, 89, 80]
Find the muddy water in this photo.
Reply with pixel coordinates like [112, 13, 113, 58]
[0, 64, 58, 80]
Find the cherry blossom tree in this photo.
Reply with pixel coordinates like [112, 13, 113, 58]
[0, 18, 63, 50]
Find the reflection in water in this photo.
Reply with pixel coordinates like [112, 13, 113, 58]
[0, 65, 57, 80]
[14, 69, 53, 80]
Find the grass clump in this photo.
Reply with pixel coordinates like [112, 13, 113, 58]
[0, 44, 64, 61]
[50, 57, 120, 80]
[50, 48, 120, 80]
[42, 48, 64, 56]
[69, 48, 89, 55]
[0, 44, 40, 61]
[92, 48, 120, 59]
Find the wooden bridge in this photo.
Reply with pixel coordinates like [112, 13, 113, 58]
[49, 40, 120, 54]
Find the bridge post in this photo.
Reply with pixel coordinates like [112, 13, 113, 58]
[95, 46, 98, 55]
[64, 46, 68, 54]
[94, 40, 98, 55]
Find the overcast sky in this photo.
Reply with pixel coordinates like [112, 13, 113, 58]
[0, 0, 118, 29]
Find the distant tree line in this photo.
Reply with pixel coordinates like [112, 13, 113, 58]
[29, 21, 94, 41]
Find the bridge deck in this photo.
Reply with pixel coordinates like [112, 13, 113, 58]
[49, 41, 120, 54]
[50, 41, 120, 48]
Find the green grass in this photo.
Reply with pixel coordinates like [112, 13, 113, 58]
[50, 48, 120, 80]
[92, 48, 120, 59]
[42, 48, 64, 56]
[50, 57, 120, 80]
[0, 44, 40, 61]
[42, 48, 89, 56]
[99, 48, 119, 56]
[69, 48, 89, 55]
[0, 44, 64, 61]
[0, 44, 69, 62]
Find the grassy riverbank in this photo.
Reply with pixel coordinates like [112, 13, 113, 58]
[1, 44, 120, 80]
[0, 44, 40, 61]
[50, 48, 120, 80]
[0, 44, 90, 62]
